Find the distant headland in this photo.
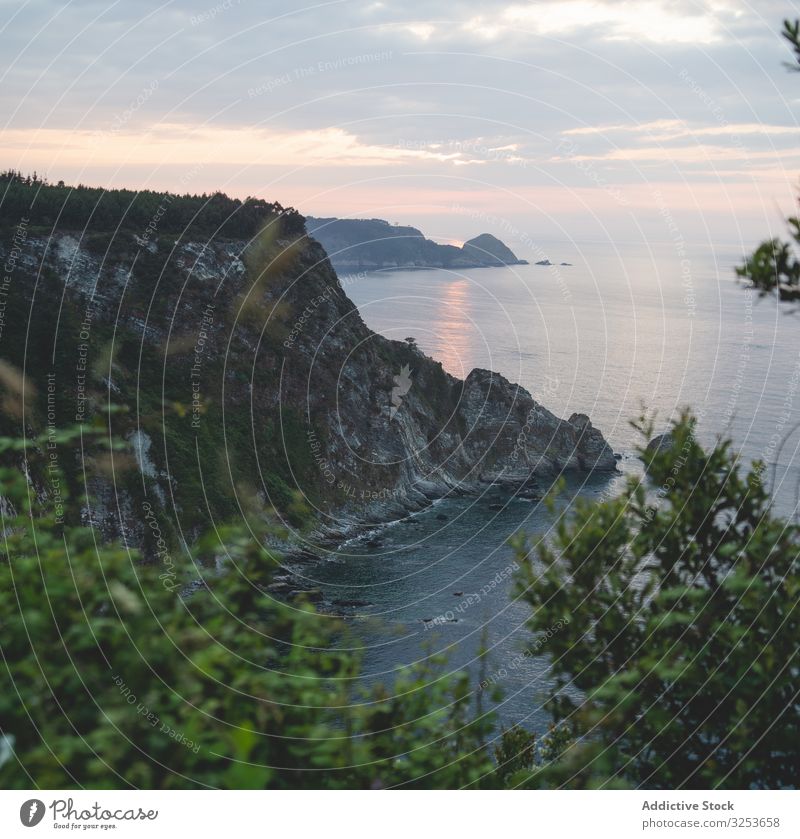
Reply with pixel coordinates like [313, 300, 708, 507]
[305, 216, 529, 271]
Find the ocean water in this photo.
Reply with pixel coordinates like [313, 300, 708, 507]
[301, 240, 800, 733]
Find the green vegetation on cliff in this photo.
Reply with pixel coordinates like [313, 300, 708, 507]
[0, 170, 305, 240]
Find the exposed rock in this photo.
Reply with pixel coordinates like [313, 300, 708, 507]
[646, 432, 675, 455]
[568, 413, 618, 471]
[285, 549, 326, 564]
[288, 588, 324, 603]
[778, 283, 800, 302]
[518, 489, 542, 501]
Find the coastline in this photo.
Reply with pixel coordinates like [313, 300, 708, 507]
[274, 460, 621, 609]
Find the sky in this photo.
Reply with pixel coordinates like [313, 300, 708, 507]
[3, 0, 800, 249]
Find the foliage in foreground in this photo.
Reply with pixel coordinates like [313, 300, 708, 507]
[0, 433, 497, 789]
[3, 413, 797, 790]
[512, 414, 800, 789]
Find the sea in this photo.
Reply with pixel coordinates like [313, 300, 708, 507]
[298, 239, 800, 734]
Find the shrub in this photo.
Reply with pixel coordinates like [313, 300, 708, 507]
[0, 428, 497, 788]
[511, 413, 800, 789]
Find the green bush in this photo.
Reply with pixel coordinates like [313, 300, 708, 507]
[510, 413, 800, 789]
[0, 429, 498, 789]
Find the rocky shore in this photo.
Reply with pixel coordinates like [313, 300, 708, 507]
[0, 203, 616, 567]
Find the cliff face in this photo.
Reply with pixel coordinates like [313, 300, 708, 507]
[305, 216, 527, 271]
[0, 210, 613, 550]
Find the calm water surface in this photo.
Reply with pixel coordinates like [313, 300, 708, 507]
[302, 240, 800, 732]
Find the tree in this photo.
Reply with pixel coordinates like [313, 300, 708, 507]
[737, 20, 800, 300]
[510, 413, 799, 789]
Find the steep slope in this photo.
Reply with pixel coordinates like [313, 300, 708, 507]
[0, 179, 613, 555]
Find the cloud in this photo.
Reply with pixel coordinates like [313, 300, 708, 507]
[562, 144, 800, 165]
[470, 1, 728, 45]
[564, 120, 799, 138]
[0, 124, 479, 170]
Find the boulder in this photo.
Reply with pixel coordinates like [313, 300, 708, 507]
[646, 432, 675, 455]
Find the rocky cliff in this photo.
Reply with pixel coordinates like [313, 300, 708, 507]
[0, 180, 613, 555]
